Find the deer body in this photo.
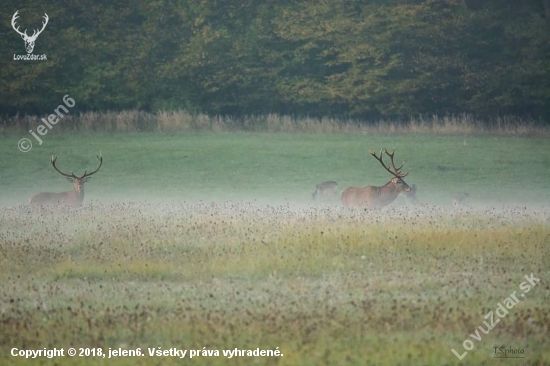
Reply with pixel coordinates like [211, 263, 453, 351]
[312, 181, 339, 202]
[342, 178, 409, 208]
[341, 148, 412, 208]
[29, 155, 102, 207]
[29, 186, 85, 207]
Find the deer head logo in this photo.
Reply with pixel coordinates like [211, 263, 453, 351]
[11, 10, 49, 54]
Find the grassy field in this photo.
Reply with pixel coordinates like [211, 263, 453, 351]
[1, 132, 550, 365]
[2, 132, 550, 205]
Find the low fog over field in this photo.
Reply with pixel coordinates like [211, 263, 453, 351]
[2, 131, 550, 207]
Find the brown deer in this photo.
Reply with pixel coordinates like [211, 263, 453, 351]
[341, 148, 411, 208]
[312, 181, 339, 202]
[29, 155, 103, 206]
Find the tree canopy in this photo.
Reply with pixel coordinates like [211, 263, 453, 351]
[2, 0, 549, 119]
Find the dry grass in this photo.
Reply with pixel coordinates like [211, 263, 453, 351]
[1, 202, 549, 365]
[1, 111, 548, 136]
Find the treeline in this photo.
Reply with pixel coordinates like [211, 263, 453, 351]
[1, 0, 550, 120]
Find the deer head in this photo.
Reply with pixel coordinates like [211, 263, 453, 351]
[370, 148, 411, 193]
[405, 183, 418, 204]
[12, 11, 49, 54]
[51, 154, 103, 193]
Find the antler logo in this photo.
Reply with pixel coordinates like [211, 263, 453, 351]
[11, 10, 49, 54]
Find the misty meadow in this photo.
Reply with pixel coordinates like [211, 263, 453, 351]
[2, 1, 550, 365]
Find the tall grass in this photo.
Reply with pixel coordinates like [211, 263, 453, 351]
[1, 111, 547, 136]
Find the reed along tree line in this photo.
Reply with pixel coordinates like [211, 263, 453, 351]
[1, 0, 549, 121]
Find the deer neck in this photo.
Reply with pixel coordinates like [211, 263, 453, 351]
[72, 186, 85, 203]
[376, 181, 400, 205]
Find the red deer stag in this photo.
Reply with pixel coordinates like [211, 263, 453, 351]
[312, 181, 339, 202]
[29, 155, 103, 206]
[341, 148, 411, 208]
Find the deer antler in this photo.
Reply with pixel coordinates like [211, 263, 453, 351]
[11, 11, 27, 38]
[11, 11, 48, 40]
[51, 156, 78, 178]
[50, 154, 103, 179]
[383, 148, 407, 176]
[370, 148, 409, 179]
[77, 154, 103, 179]
[30, 13, 49, 40]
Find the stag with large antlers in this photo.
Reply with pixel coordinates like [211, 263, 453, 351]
[341, 148, 411, 208]
[29, 155, 103, 206]
[12, 10, 49, 54]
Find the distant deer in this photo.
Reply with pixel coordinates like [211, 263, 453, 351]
[452, 193, 469, 207]
[312, 181, 339, 202]
[29, 155, 103, 206]
[341, 148, 411, 208]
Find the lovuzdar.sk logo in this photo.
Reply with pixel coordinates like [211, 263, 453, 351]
[11, 10, 48, 61]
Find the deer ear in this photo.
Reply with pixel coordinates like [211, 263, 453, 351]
[82, 177, 91, 183]
[66, 177, 75, 183]
[391, 177, 399, 183]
